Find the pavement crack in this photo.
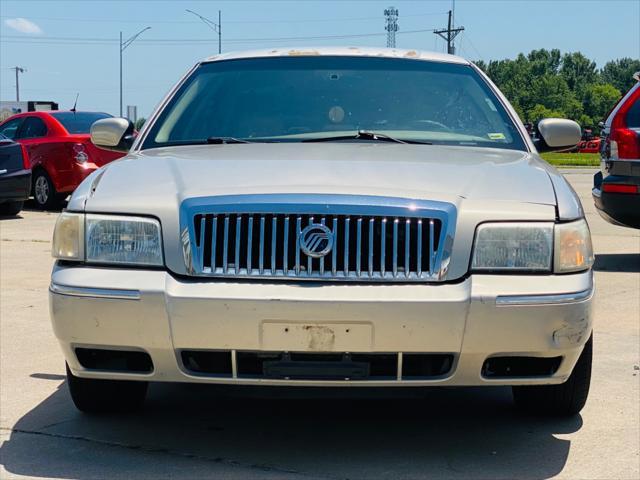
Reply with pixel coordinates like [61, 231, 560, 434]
[1, 238, 50, 244]
[0, 427, 340, 479]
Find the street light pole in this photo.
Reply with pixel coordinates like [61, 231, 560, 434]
[119, 31, 123, 117]
[185, 9, 222, 54]
[119, 26, 151, 118]
[11, 66, 25, 102]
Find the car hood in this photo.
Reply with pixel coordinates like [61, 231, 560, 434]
[80, 143, 557, 209]
[71, 143, 561, 278]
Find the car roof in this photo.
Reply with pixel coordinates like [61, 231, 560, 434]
[202, 46, 470, 65]
[2, 110, 109, 120]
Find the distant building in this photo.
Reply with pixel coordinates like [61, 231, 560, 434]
[0, 100, 59, 121]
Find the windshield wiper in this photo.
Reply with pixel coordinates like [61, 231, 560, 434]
[206, 136, 252, 144]
[302, 130, 432, 145]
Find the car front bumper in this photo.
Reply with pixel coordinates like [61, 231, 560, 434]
[50, 265, 593, 387]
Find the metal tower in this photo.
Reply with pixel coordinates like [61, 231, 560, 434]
[384, 7, 398, 48]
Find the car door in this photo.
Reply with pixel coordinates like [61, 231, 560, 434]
[15, 116, 52, 173]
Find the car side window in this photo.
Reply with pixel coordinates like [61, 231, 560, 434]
[626, 97, 640, 128]
[0, 117, 24, 140]
[17, 117, 48, 139]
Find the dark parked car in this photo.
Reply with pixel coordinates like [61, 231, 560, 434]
[0, 133, 30, 216]
[593, 73, 640, 228]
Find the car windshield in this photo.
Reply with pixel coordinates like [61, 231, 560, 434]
[50, 112, 112, 134]
[143, 56, 526, 151]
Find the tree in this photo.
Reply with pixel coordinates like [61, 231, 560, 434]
[528, 104, 566, 123]
[582, 83, 621, 123]
[601, 58, 640, 93]
[475, 49, 629, 133]
[560, 52, 597, 95]
[134, 117, 146, 131]
[528, 74, 583, 121]
[527, 48, 561, 76]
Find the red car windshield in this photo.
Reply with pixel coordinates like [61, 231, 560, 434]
[50, 112, 112, 134]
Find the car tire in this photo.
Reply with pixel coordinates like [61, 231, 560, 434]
[32, 170, 63, 210]
[0, 200, 24, 216]
[512, 334, 592, 417]
[66, 363, 148, 414]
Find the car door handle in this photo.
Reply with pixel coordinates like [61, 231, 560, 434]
[0, 169, 8, 175]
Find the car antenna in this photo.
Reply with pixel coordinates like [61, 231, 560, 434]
[70, 93, 79, 113]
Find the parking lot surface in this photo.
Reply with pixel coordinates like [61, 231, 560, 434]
[1, 169, 638, 480]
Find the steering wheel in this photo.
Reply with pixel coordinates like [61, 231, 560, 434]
[410, 120, 452, 131]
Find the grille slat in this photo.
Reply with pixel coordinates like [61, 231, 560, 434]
[246, 216, 253, 273]
[271, 217, 277, 275]
[190, 209, 445, 282]
[332, 217, 338, 276]
[198, 216, 206, 272]
[417, 219, 423, 276]
[392, 218, 399, 278]
[429, 219, 435, 276]
[259, 216, 265, 274]
[405, 219, 410, 278]
[235, 216, 241, 274]
[307, 217, 313, 275]
[283, 216, 289, 274]
[356, 218, 362, 276]
[368, 218, 374, 278]
[223, 216, 229, 274]
[320, 217, 326, 275]
[344, 217, 350, 276]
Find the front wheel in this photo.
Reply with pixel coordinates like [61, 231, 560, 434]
[66, 363, 148, 413]
[513, 334, 592, 416]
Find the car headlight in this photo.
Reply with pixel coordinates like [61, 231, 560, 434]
[52, 213, 163, 266]
[471, 219, 593, 273]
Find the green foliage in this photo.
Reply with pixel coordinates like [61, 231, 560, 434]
[134, 117, 146, 131]
[540, 152, 599, 167]
[601, 58, 640, 93]
[476, 49, 637, 132]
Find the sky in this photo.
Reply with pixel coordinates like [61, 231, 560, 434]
[1, 0, 639, 118]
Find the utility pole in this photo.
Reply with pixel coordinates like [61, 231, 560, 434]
[11, 66, 25, 102]
[433, 10, 464, 55]
[120, 27, 151, 117]
[384, 7, 399, 48]
[186, 9, 222, 54]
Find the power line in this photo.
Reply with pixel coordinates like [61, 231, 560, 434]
[0, 12, 447, 25]
[0, 28, 437, 46]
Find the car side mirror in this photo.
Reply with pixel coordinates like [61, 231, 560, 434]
[534, 118, 581, 153]
[90, 118, 135, 152]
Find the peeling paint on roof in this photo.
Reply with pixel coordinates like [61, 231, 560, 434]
[203, 46, 469, 65]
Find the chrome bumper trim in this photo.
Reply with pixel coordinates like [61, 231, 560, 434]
[495, 287, 593, 306]
[49, 283, 141, 300]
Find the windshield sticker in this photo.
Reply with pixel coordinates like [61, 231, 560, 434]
[488, 133, 506, 140]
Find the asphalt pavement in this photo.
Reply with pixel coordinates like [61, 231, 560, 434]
[0, 169, 638, 479]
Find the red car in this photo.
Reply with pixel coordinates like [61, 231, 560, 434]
[0, 111, 125, 209]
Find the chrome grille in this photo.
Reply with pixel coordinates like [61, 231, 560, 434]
[180, 194, 456, 282]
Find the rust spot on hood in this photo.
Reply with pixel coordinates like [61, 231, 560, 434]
[288, 49, 321, 56]
[404, 50, 418, 58]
